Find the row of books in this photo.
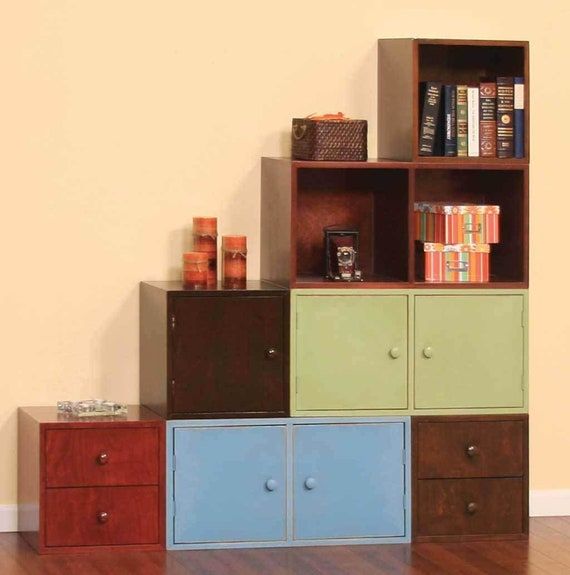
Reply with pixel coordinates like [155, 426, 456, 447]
[419, 78, 524, 158]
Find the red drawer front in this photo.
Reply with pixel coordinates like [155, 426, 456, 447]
[416, 478, 524, 537]
[416, 420, 525, 479]
[45, 428, 159, 487]
[45, 486, 159, 547]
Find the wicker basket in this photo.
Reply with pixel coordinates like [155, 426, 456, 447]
[292, 114, 367, 161]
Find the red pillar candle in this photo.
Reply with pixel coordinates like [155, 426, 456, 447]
[222, 235, 247, 289]
[182, 252, 208, 289]
[193, 217, 217, 285]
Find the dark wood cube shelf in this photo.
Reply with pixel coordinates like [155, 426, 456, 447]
[140, 281, 290, 419]
[261, 158, 528, 289]
[378, 39, 529, 162]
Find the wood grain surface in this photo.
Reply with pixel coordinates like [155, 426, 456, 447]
[1, 517, 569, 574]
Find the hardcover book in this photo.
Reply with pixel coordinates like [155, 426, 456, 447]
[497, 76, 515, 158]
[479, 82, 497, 157]
[467, 86, 480, 157]
[419, 82, 443, 156]
[456, 85, 468, 157]
[514, 77, 525, 158]
[444, 85, 457, 156]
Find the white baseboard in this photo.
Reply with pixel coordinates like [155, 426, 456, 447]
[0, 505, 18, 532]
[530, 489, 570, 517]
[0, 494, 568, 533]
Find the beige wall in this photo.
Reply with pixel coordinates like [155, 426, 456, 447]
[0, 1, 567, 504]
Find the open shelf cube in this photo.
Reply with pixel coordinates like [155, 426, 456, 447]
[413, 166, 528, 285]
[261, 159, 410, 289]
[378, 39, 529, 163]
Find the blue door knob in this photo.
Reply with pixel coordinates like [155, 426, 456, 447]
[265, 479, 278, 492]
[304, 477, 317, 490]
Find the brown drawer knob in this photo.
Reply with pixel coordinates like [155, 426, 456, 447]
[466, 502, 478, 515]
[466, 445, 480, 458]
[97, 511, 109, 524]
[265, 348, 277, 359]
[96, 452, 109, 465]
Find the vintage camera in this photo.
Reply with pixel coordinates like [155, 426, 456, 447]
[324, 227, 363, 281]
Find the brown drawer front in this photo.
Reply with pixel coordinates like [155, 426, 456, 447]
[416, 478, 524, 537]
[45, 428, 159, 487]
[416, 420, 524, 479]
[45, 486, 159, 547]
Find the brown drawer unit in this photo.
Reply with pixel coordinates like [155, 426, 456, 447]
[412, 415, 528, 542]
[45, 486, 159, 548]
[18, 406, 165, 554]
[46, 428, 159, 487]
[140, 281, 289, 419]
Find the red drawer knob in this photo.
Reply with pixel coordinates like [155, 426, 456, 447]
[97, 511, 109, 524]
[466, 502, 478, 515]
[466, 445, 480, 458]
[97, 452, 109, 465]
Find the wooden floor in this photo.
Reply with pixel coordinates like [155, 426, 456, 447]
[1, 518, 570, 574]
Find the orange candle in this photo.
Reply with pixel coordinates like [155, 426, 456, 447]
[222, 235, 247, 289]
[182, 252, 208, 289]
[193, 217, 217, 285]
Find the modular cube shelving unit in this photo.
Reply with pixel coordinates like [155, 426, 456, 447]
[137, 37, 531, 550]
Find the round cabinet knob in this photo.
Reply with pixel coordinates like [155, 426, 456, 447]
[466, 502, 478, 515]
[97, 453, 109, 465]
[265, 348, 277, 359]
[466, 445, 480, 458]
[304, 477, 317, 490]
[389, 347, 401, 359]
[423, 346, 433, 359]
[265, 479, 278, 492]
[97, 511, 109, 524]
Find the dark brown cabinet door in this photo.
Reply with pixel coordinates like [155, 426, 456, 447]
[170, 295, 287, 417]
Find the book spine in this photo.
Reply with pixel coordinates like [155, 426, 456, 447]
[419, 82, 443, 156]
[514, 77, 525, 158]
[456, 85, 468, 157]
[444, 85, 457, 156]
[467, 86, 480, 157]
[479, 82, 497, 157]
[497, 76, 515, 158]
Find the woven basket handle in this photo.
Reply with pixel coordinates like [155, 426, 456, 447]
[292, 124, 307, 140]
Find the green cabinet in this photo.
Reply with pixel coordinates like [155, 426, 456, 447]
[414, 295, 525, 409]
[295, 295, 408, 411]
[291, 290, 527, 416]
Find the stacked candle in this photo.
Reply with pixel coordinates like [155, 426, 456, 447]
[222, 235, 247, 289]
[182, 252, 209, 289]
[193, 217, 218, 286]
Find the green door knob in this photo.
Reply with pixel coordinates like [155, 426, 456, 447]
[423, 346, 433, 359]
[389, 347, 401, 359]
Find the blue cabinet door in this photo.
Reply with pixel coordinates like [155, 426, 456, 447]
[173, 425, 286, 544]
[293, 423, 405, 540]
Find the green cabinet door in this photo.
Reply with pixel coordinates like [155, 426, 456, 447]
[414, 295, 525, 409]
[295, 295, 408, 411]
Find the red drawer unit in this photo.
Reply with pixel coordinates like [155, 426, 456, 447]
[18, 406, 165, 554]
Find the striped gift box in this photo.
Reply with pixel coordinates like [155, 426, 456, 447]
[415, 203, 500, 244]
[424, 243, 490, 282]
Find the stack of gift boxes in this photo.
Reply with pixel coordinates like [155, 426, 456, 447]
[414, 202, 501, 282]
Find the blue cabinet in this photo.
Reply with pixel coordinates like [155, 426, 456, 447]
[293, 423, 406, 540]
[167, 417, 410, 550]
[172, 425, 286, 544]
